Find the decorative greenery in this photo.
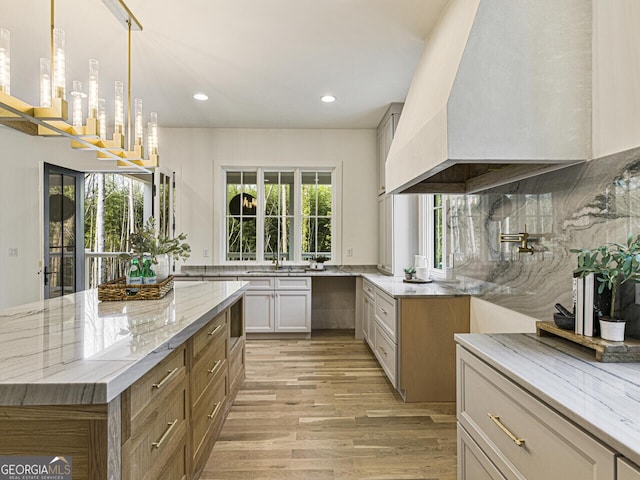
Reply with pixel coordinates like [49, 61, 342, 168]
[312, 255, 330, 263]
[571, 233, 640, 319]
[404, 266, 416, 275]
[123, 217, 191, 264]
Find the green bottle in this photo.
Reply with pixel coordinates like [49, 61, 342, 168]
[127, 257, 142, 293]
[142, 256, 157, 285]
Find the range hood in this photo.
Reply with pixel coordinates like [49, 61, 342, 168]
[386, 0, 592, 194]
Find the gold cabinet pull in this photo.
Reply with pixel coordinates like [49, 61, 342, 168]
[152, 419, 178, 449]
[488, 413, 525, 447]
[207, 324, 222, 337]
[379, 307, 387, 315]
[207, 359, 222, 374]
[152, 368, 178, 390]
[379, 346, 387, 356]
[208, 402, 222, 419]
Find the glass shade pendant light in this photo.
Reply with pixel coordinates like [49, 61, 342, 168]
[98, 98, 106, 140]
[114, 80, 124, 134]
[149, 111, 158, 154]
[87, 59, 99, 118]
[0, 28, 10, 94]
[52, 28, 65, 100]
[39, 58, 51, 107]
[134, 98, 143, 145]
[70, 80, 86, 128]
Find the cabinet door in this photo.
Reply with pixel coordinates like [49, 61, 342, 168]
[458, 424, 506, 480]
[244, 291, 274, 333]
[384, 195, 393, 273]
[377, 129, 386, 195]
[366, 296, 375, 350]
[362, 295, 371, 342]
[275, 290, 311, 332]
[619, 458, 640, 480]
[378, 197, 389, 272]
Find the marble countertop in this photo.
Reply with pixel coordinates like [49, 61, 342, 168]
[362, 274, 476, 298]
[455, 333, 640, 466]
[0, 281, 247, 406]
[178, 265, 379, 277]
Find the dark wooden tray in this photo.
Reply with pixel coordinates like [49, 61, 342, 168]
[536, 321, 640, 362]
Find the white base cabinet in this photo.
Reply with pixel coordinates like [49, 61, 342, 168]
[242, 277, 311, 334]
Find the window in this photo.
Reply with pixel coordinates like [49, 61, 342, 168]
[224, 168, 334, 263]
[301, 171, 332, 260]
[420, 194, 445, 276]
[226, 171, 258, 261]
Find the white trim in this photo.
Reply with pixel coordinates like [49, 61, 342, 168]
[418, 194, 446, 279]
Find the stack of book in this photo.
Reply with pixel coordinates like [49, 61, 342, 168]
[574, 274, 611, 337]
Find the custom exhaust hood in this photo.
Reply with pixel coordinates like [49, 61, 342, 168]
[386, 0, 593, 195]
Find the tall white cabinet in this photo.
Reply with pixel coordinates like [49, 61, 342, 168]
[376, 102, 418, 276]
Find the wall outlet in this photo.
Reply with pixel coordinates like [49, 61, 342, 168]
[203, 248, 209, 258]
[8, 248, 17, 257]
[346, 247, 353, 257]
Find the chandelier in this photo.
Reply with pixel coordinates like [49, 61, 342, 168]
[0, 0, 158, 172]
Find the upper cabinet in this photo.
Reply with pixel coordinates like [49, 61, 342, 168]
[377, 103, 403, 196]
[387, 0, 636, 195]
[592, 1, 640, 159]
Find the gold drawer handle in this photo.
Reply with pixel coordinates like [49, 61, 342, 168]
[207, 324, 223, 337]
[208, 401, 222, 419]
[379, 346, 387, 356]
[152, 419, 178, 449]
[207, 359, 222, 374]
[488, 413, 525, 447]
[152, 368, 178, 390]
[379, 307, 387, 315]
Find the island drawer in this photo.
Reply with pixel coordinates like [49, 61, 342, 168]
[457, 347, 615, 480]
[125, 376, 187, 480]
[374, 321, 397, 387]
[156, 440, 187, 480]
[191, 369, 228, 463]
[191, 332, 227, 406]
[128, 345, 186, 419]
[374, 288, 396, 340]
[192, 311, 228, 359]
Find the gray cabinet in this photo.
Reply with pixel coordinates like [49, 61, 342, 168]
[377, 103, 403, 195]
[377, 194, 418, 276]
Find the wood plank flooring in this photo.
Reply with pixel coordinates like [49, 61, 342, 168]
[202, 330, 457, 480]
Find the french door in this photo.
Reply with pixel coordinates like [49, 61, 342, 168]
[43, 164, 84, 299]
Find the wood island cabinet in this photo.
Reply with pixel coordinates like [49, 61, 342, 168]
[361, 280, 470, 401]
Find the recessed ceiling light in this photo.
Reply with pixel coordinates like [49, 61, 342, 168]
[320, 95, 336, 103]
[193, 93, 208, 101]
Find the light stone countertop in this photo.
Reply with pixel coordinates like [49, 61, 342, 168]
[455, 333, 640, 466]
[177, 266, 491, 298]
[0, 281, 247, 406]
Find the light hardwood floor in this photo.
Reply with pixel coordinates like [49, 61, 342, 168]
[202, 330, 457, 480]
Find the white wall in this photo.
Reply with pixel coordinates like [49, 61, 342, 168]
[160, 128, 378, 266]
[0, 126, 100, 308]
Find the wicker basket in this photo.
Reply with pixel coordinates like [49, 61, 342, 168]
[98, 276, 174, 301]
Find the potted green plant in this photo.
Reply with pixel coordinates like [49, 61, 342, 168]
[404, 266, 416, 280]
[310, 255, 329, 270]
[572, 233, 640, 341]
[122, 217, 191, 282]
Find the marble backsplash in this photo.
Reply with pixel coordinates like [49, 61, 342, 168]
[447, 147, 640, 338]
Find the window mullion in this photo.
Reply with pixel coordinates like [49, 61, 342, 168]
[294, 168, 302, 263]
[257, 169, 265, 263]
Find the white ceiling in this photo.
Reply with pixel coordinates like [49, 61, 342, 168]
[1, 0, 449, 129]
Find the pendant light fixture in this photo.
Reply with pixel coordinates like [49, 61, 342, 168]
[0, 0, 160, 172]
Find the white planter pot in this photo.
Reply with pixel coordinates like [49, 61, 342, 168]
[599, 319, 626, 342]
[155, 254, 170, 281]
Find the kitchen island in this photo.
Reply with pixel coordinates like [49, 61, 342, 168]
[0, 280, 247, 480]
